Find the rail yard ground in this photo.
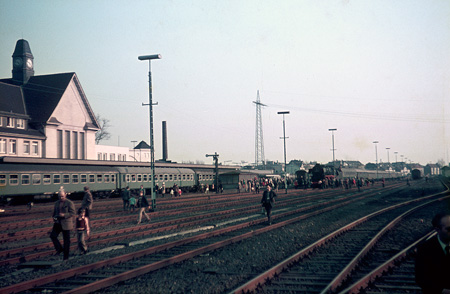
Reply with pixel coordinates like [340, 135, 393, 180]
[0, 177, 448, 294]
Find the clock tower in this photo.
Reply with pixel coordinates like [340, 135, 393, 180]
[11, 39, 34, 85]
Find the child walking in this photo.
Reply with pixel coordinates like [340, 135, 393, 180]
[76, 208, 90, 255]
[129, 196, 136, 212]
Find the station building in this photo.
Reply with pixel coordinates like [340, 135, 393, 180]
[0, 39, 100, 160]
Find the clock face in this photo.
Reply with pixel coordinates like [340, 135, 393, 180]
[26, 59, 33, 69]
[13, 57, 23, 68]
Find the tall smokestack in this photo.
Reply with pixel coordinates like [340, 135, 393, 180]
[162, 121, 168, 161]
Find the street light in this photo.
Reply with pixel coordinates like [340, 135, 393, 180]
[394, 151, 398, 163]
[373, 141, 379, 179]
[386, 147, 390, 178]
[328, 128, 337, 162]
[139, 53, 162, 211]
[278, 111, 289, 194]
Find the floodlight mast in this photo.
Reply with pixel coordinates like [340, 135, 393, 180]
[139, 53, 162, 210]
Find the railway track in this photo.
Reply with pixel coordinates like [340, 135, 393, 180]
[0, 181, 438, 293]
[230, 185, 449, 293]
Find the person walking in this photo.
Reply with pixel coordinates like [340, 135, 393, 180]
[137, 191, 151, 224]
[129, 195, 136, 212]
[50, 189, 75, 260]
[121, 186, 130, 211]
[261, 185, 276, 225]
[415, 211, 450, 294]
[81, 186, 93, 219]
[76, 208, 90, 255]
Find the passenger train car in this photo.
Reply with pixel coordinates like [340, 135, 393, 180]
[0, 157, 237, 203]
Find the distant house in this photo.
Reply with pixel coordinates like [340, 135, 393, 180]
[424, 164, 440, 176]
[0, 39, 100, 159]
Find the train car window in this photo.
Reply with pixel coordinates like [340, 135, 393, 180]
[63, 175, 70, 184]
[22, 174, 30, 185]
[72, 174, 79, 184]
[43, 174, 51, 185]
[137, 174, 142, 182]
[89, 174, 95, 183]
[126, 174, 130, 182]
[159, 175, 163, 181]
[53, 174, 61, 184]
[149, 174, 152, 182]
[0, 174, 6, 186]
[104, 174, 110, 183]
[97, 174, 103, 183]
[143, 174, 148, 182]
[131, 174, 136, 182]
[164, 175, 168, 181]
[169, 175, 173, 181]
[182, 175, 185, 180]
[32, 174, 41, 185]
[81, 174, 87, 183]
[9, 174, 18, 185]
[111, 174, 115, 183]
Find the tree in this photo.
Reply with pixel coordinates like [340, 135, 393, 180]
[95, 113, 111, 144]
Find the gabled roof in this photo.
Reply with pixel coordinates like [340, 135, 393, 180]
[135, 141, 151, 149]
[0, 82, 27, 117]
[0, 73, 99, 129]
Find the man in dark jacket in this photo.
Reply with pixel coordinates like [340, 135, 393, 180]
[50, 190, 75, 260]
[81, 186, 93, 218]
[121, 186, 130, 211]
[415, 212, 450, 294]
[261, 185, 276, 225]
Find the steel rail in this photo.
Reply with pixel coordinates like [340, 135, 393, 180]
[228, 189, 449, 294]
[0, 184, 398, 293]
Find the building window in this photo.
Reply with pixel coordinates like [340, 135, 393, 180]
[24, 141, 30, 154]
[123, 155, 126, 161]
[32, 174, 41, 185]
[98, 153, 102, 160]
[73, 132, 78, 159]
[7, 117, 15, 128]
[103, 153, 107, 161]
[9, 140, 16, 154]
[65, 131, 70, 159]
[118, 154, 122, 161]
[22, 174, 30, 185]
[57, 130, 63, 159]
[32, 141, 38, 155]
[110, 154, 115, 161]
[16, 119, 25, 129]
[0, 139, 6, 154]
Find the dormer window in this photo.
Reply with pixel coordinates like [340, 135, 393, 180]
[16, 119, 25, 129]
[7, 117, 15, 128]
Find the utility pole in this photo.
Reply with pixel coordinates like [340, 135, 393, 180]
[278, 111, 289, 194]
[206, 152, 219, 194]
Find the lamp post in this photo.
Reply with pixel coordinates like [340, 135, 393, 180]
[386, 147, 390, 178]
[278, 111, 289, 194]
[373, 141, 379, 179]
[139, 54, 161, 211]
[328, 128, 337, 162]
[394, 151, 398, 163]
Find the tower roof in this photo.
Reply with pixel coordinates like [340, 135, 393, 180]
[12, 39, 33, 57]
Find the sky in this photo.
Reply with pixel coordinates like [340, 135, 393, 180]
[1, 0, 449, 166]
